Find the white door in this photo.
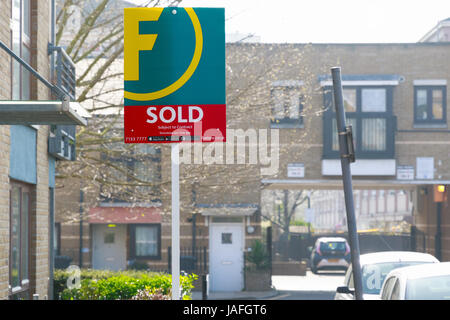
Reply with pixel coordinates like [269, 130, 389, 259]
[92, 224, 127, 271]
[209, 223, 244, 291]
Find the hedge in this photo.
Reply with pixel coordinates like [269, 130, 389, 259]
[54, 269, 197, 300]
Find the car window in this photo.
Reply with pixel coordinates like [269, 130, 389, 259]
[362, 261, 434, 295]
[381, 276, 397, 300]
[406, 275, 450, 300]
[344, 266, 353, 288]
[348, 272, 354, 290]
[320, 241, 347, 252]
[391, 280, 401, 300]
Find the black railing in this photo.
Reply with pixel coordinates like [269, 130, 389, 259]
[411, 226, 427, 253]
[168, 246, 208, 275]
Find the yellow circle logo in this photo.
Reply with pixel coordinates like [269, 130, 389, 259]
[124, 8, 203, 102]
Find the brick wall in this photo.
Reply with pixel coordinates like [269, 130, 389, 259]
[0, 0, 52, 299]
[0, 124, 11, 298]
[0, 0, 11, 300]
[31, 0, 51, 298]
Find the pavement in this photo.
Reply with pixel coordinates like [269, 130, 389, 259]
[191, 288, 279, 300]
[190, 272, 344, 300]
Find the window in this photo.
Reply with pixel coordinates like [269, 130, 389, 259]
[381, 277, 397, 300]
[361, 88, 386, 112]
[270, 80, 304, 128]
[104, 232, 115, 244]
[11, 0, 31, 100]
[323, 85, 396, 159]
[221, 233, 232, 244]
[99, 140, 161, 203]
[9, 181, 31, 300]
[414, 86, 447, 125]
[390, 279, 401, 300]
[129, 224, 161, 259]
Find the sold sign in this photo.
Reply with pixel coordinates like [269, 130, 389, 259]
[123, 7, 226, 143]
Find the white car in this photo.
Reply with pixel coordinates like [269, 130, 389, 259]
[334, 251, 439, 300]
[380, 262, 450, 300]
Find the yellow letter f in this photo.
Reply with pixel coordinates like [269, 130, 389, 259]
[124, 8, 163, 81]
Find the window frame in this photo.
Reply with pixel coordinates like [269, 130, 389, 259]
[413, 85, 447, 126]
[129, 224, 161, 260]
[322, 85, 397, 160]
[9, 180, 31, 300]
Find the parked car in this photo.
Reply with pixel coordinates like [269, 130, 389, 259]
[335, 251, 439, 300]
[310, 237, 351, 274]
[380, 262, 450, 300]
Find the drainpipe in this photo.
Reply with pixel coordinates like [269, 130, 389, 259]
[48, 0, 56, 300]
[436, 202, 442, 261]
[79, 188, 84, 268]
[48, 187, 55, 300]
[50, 0, 56, 82]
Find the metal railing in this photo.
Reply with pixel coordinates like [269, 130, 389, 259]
[168, 246, 208, 275]
[53, 46, 76, 100]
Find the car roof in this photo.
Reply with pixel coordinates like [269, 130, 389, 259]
[317, 237, 347, 242]
[387, 262, 450, 280]
[359, 251, 439, 266]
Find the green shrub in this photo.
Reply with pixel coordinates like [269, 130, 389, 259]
[54, 269, 197, 300]
[246, 240, 270, 270]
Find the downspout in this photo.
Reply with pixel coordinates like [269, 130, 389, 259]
[48, 0, 57, 300]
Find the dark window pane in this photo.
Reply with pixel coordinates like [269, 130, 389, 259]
[23, 0, 31, 39]
[11, 187, 20, 288]
[20, 192, 29, 281]
[104, 232, 115, 244]
[416, 89, 428, 120]
[332, 118, 356, 151]
[21, 45, 30, 100]
[343, 89, 356, 112]
[432, 89, 443, 120]
[135, 226, 157, 256]
[222, 233, 232, 244]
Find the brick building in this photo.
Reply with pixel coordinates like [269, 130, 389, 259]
[0, 0, 84, 299]
[55, 16, 450, 295]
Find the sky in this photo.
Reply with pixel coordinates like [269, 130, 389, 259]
[129, 0, 450, 43]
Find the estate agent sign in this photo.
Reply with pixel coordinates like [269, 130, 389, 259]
[124, 7, 226, 143]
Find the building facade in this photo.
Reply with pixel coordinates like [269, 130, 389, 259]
[55, 16, 450, 296]
[254, 42, 450, 261]
[0, 0, 83, 300]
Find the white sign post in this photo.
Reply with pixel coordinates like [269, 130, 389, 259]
[171, 143, 180, 300]
[123, 7, 226, 300]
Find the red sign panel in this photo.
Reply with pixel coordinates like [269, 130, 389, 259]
[124, 104, 226, 143]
